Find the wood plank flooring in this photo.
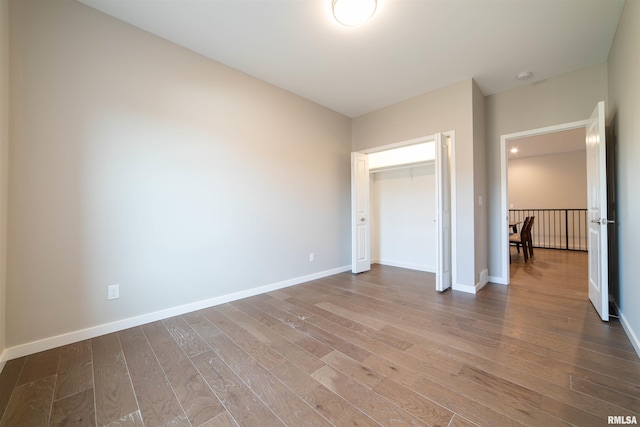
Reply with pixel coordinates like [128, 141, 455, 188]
[0, 248, 638, 426]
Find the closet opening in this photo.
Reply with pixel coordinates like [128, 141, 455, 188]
[351, 132, 455, 292]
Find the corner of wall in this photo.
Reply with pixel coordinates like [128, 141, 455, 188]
[0, 0, 10, 368]
[452, 283, 477, 294]
[472, 80, 488, 287]
[619, 311, 640, 357]
[607, 0, 640, 358]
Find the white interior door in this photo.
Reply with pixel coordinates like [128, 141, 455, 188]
[351, 152, 371, 273]
[586, 101, 609, 321]
[436, 133, 452, 291]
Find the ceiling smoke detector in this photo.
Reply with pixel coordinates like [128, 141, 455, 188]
[516, 71, 533, 80]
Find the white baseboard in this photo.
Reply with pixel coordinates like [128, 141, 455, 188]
[488, 275, 508, 285]
[452, 283, 477, 294]
[475, 282, 487, 292]
[376, 260, 477, 294]
[375, 259, 435, 273]
[454, 275, 491, 294]
[0, 349, 6, 373]
[619, 310, 640, 358]
[476, 269, 489, 291]
[0, 265, 350, 364]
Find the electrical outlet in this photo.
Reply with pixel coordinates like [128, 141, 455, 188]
[309, 253, 315, 262]
[108, 284, 119, 300]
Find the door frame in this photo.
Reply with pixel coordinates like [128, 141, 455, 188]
[498, 120, 588, 285]
[435, 132, 453, 292]
[354, 131, 457, 289]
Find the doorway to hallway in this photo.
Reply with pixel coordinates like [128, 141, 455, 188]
[499, 101, 616, 322]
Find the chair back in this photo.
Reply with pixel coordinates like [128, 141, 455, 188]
[519, 217, 531, 238]
[524, 216, 535, 237]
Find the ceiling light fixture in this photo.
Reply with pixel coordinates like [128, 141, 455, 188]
[510, 147, 519, 154]
[332, 0, 377, 26]
[516, 71, 533, 81]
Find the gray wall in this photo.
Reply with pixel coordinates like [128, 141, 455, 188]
[0, 0, 8, 364]
[473, 81, 487, 284]
[352, 79, 485, 291]
[485, 63, 608, 282]
[3, 0, 638, 360]
[607, 0, 640, 354]
[7, 0, 352, 349]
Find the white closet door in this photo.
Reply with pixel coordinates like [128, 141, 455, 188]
[436, 133, 452, 291]
[351, 152, 371, 273]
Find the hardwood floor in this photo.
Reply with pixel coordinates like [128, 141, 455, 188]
[0, 249, 638, 426]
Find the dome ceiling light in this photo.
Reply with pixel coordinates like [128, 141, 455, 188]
[332, 0, 377, 26]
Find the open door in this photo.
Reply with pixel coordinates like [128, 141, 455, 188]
[586, 101, 609, 321]
[351, 152, 371, 273]
[435, 133, 452, 291]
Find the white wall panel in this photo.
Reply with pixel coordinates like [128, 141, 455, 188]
[371, 165, 436, 272]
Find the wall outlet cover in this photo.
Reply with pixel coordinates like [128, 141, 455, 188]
[108, 284, 119, 300]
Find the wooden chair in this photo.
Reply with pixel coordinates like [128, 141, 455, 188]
[526, 216, 535, 258]
[510, 217, 531, 261]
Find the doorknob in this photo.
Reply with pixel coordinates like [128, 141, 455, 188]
[360, 218, 366, 222]
[592, 218, 616, 225]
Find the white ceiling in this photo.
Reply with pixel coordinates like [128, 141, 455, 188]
[78, 0, 624, 118]
[508, 127, 586, 159]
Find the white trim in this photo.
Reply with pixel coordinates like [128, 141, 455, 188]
[619, 311, 640, 358]
[488, 275, 508, 285]
[452, 282, 477, 294]
[369, 160, 434, 174]
[446, 130, 458, 290]
[499, 120, 588, 285]
[361, 135, 436, 154]
[0, 352, 6, 374]
[453, 276, 489, 294]
[477, 268, 489, 290]
[376, 259, 435, 273]
[0, 265, 350, 362]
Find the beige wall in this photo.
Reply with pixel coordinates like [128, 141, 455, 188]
[508, 150, 587, 209]
[5, 0, 637, 360]
[7, 0, 351, 349]
[608, 0, 640, 353]
[485, 63, 608, 281]
[352, 80, 481, 290]
[472, 80, 487, 284]
[352, 80, 472, 153]
[0, 0, 8, 362]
